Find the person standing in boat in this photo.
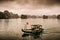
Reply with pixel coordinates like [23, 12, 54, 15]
[24, 22, 29, 29]
[37, 25, 44, 35]
[33, 25, 43, 31]
[39, 25, 43, 30]
[32, 25, 44, 35]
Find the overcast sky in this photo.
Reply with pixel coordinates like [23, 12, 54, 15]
[0, 0, 60, 15]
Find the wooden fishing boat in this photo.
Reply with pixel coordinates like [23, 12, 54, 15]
[22, 25, 44, 39]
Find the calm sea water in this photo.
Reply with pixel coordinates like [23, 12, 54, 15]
[0, 18, 60, 40]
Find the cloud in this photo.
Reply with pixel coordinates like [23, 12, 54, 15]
[0, 0, 15, 2]
[0, 0, 60, 9]
[45, 0, 60, 5]
[16, 0, 60, 5]
[0, 0, 60, 5]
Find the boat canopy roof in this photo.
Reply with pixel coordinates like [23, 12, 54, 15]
[31, 24, 42, 26]
[31, 24, 42, 28]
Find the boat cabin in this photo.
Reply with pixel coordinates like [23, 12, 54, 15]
[31, 25, 42, 30]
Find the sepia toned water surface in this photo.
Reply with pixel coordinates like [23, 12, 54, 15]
[0, 18, 60, 40]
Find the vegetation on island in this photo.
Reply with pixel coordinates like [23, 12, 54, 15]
[0, 10, 60, 19]
[0, 10, 19, 19]
[20, 14, 60, 19]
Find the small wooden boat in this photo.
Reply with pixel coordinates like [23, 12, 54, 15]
[22, 25, 44, 39]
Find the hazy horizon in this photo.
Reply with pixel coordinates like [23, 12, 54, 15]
[0, 0, 60, 15]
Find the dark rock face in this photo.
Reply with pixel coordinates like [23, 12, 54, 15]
[0, 12, 6, 19]
[43, 15, 48, 19]
[0, 10, 19, 19]
[57, 15, 60, 19]
[21, 15, 27, 19]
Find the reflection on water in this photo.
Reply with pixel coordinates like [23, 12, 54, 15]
[0, 18, 60, 40]
[0, 19, 21, 32]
